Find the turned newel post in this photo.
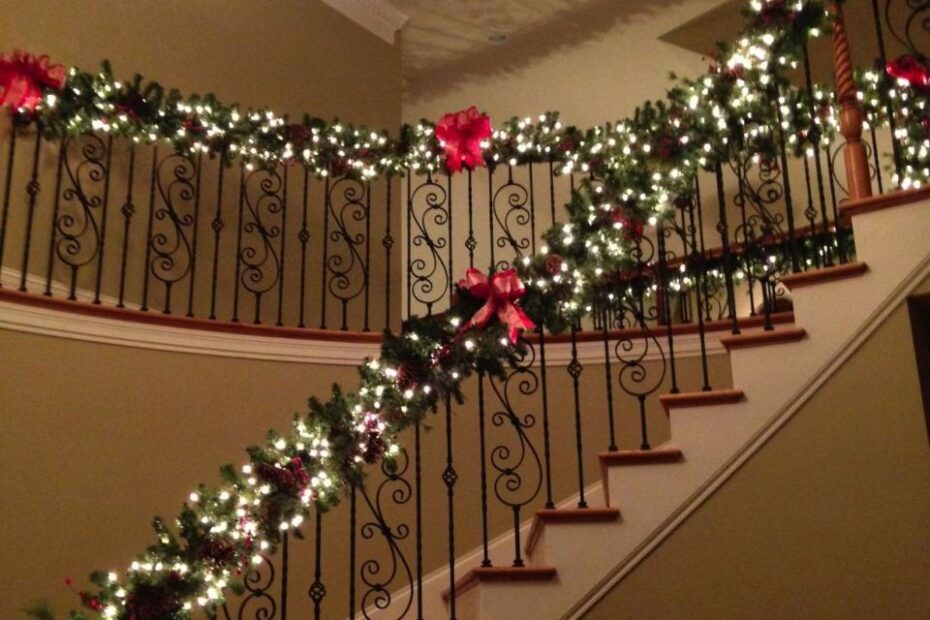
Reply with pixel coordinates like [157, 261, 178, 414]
[832, 1, 873, 200]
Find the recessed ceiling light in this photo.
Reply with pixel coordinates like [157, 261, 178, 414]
[488, 33, 508, 44]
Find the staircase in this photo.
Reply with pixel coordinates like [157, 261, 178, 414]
[387, 190, 930, 619]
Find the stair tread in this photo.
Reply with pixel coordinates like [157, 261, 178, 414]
[598, 447, 684, 465]
[840, 186, 930, 218]
[720, 327, 807, 350]
[525, 508, 621, 556]
[441, 565, 558, 601]
[659, 388, 744, 411]
[779, 262, 868, 289]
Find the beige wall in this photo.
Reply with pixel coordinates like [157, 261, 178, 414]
[0, 324, 728, 618]
[583, 276, 930, 620]
[0, 0, 403, 332]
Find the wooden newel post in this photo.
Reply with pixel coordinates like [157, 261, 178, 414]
[832, 1, 873, 200]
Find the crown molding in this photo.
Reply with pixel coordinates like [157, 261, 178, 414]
[320, 0, 409, 45]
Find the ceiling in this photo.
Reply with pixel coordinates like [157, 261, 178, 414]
[390, 0, 604, 75]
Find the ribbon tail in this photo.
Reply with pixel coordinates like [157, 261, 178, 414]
[498, 303, 536, 343]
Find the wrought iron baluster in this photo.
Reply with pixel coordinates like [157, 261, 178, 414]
[487, 337, 543, 565]
[279, 531, 289, 620]
[713, 162, 740, 334]
[309, 508, 326, 620]
[478, 370, 492, 567]
[91, 134, 113, 303]
[801, 42, 833, 266]
[276, 165, 288, 326]
[140, 145, 158, 310]
[408, 171, 450, 316]
[348, 481, 357, 619]
[185, 152, 203, 317]
[537, 323, 555, 509]
[442, 395, 458, 619]
[43, 141, 66, 296]
[116, 143, 136, 307]
[298, 168, 310, 328]
[491, 165, 531, 270]
[656, 221, 679, 396]
[324, 176, 369, 330]
[568, 324, 586, 507]
[357, 451, 414, 620]
[873, 0, 903, 175]
[414, 423, 424, 619]
[19, 128, 44, 292]
[231, 163, 246, 322]
[208, 160, 226, 320]
[0, 127, 16, 282]
[773, 88, 801, 273]
[601, 308, 618, 451]
[149, 153, 197, 315]
[465, 169, 476, 268]
[383, 177, 393, 329]
[240, 166, 284, 324]
[56, 133, 107, 300]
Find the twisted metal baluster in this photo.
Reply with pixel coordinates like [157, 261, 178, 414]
[358, 451, 414, 620]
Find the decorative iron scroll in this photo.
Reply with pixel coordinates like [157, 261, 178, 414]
[239, 166, 284, 323]
[147, 153, 197, 312]
[408, 172, 450, 315]
[325, 175, 369, 328]
[884, 0, 930, 57]
[54, 134, 108, 296]
[220, 552, 278, 620]
[487, 338, 543, 566]
[358, 449, 414, 619]
[491, 166, 532, 271]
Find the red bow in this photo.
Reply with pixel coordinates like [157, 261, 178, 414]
[435, 106, 491, 174]
[886, 55, 930, 91]
[0, 50, 66, 111]
[458, 268, 535, 343]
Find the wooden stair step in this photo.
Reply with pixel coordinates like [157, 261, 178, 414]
[779, 262, 868, 289]
[720, 327, 807, 350]
[840, 186, 930, 218]
[441, 566, 558, 602]
[598, 447, 684, 467]
[526, 508, 620, 555]
[659, 388, 744, 412]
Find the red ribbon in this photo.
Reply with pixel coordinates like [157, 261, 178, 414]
[886, 55, 930, 91]
[435, 106, 491, 174]
[458, 268, 535, 343]
[0, 49, 66, 111]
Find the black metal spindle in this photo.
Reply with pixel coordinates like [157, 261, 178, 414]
[466, 170, 476, 268]
[685, 196, 713, 390]
[91, 134, 113, 302]
[298, 168, 310, 328]
[869, 124, 885, 194]
[443, 395, 458, 619]
[801, 42, 833, 266]
[348, 482, 357, 619]
[231, 164, 246, 322]
[44, 141, 66, 296]
[116, 143, 136, 306]
[276, 165, 288, 326]
[319, 175, 331, 329]
[18, 129, 43, 292]
[657, 222, 679, 395]
[801, 153, 820, 269]
[383, 177, 393, 329]
[601, 308, 618, 451]
[405, 169, 412, 317]
[568, 322, 587, 508]
[773, 90, 801, 273]
[414, 421, 424, 620]
[478, 370, 492, 567]
[0, 127, 17, 283]
[140, 145, 158, 310]
[280, 531, 289, 620]
[309, 508, 325, 620]
[537, 323, 554, 508]
[362, 181, 371, 330]
[487, 167, 495, 268]
[208, 161, 225, 320]
[713, 162, 741, 334]
[185, 153, 203, 317]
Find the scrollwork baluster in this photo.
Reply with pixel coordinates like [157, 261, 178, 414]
[408, 171, 450, 317]
[324, 176, 369, 329]
[239, 166, 284, 324]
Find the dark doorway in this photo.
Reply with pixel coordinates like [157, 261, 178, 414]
[907, 292, 930, 445]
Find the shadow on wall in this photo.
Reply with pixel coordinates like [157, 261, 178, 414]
[403, 0, 693, 103]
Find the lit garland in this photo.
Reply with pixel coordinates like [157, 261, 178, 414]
[17, 2, 930, 618]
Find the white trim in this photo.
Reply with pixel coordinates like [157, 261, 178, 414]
[565, 253, 930, 619]
[320, 0, 409, 45]
[0, 292, 727, 366]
